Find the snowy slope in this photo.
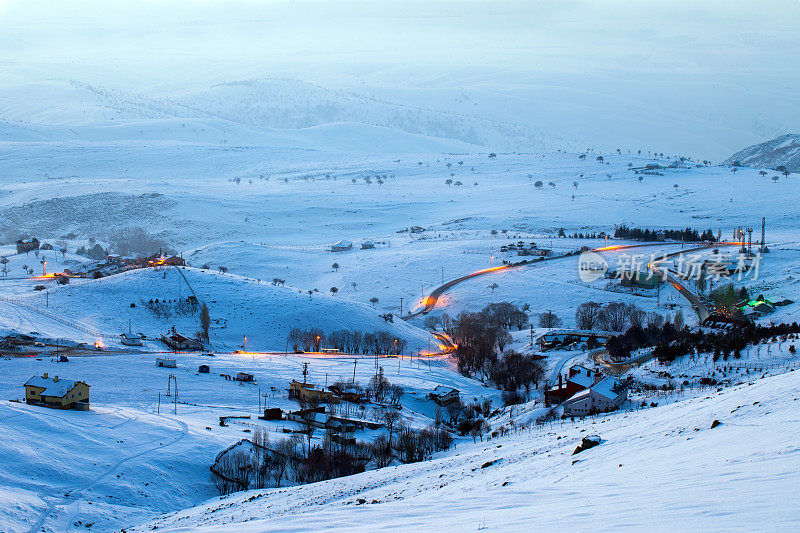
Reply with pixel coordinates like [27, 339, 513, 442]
[8, 266, 436, 353]
[0, 350, 499, 533]
[132, 369, 800, 531]
[0, 116, 479, 153]
[724, 134, 800, 173]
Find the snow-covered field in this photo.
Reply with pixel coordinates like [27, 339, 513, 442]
[132, 368, 800, 532]
[2, 135, 800, 531]
[1, 1, 798, 531]
[0, 351, 499, 532]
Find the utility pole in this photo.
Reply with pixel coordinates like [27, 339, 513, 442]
[400, 297, 403, 315]
[442, 266, 444, 284]
[302, 362, 309, 384]
[352, 359, 357, 384]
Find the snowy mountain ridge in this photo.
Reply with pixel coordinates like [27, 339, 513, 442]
[725, 133, 800, 173]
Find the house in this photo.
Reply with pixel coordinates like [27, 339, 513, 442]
[361, 241, 375, 250]
[16, 238, 39, 254]
[329, 383, 367, 403]
[162, 255, 186, 266]
[539, 330, 610, 351]
[40, 243, 54, 250]
[24, 373, 90, 410]
[285, 408, 381, 432]
[146, 254, 186, 267]
[545, 364, 603, 406]
[161, 332, 203, 351]
[410, 226, 426, 234]
[330, 240, 353, 252]
[619, 269, 661, 289]
[156, 358, 177, 368]
[737, 296, 777, 318]
[235, 372, 254, 382]
[285, 407, 327, 427]
[260, 408, 283, 420]
[120, 332, 144, 346]
[428, 385, 460, 406]
[288, 380, 339, 404]
[198, 364, 210, 373]
[562, 377, 627, 416]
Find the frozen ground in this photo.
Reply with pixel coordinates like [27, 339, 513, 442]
[131, 368, 800, 532]
[0, 351, 498, 533]
[1, 2, 798, 530]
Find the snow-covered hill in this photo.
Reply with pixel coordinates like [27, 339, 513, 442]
[0, 350, 498, 533]
[0, 115, 479, 154]
[724, 134, 800, 173]
[6, 266, 435, 353]
[132, 369, 800, 531]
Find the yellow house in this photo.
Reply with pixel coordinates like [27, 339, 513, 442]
[288, 380, 339, 404]
[25, 373, 90, 410]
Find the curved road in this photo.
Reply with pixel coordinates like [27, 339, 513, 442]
[402, 241, 703, 320]
[647, 242, 741, 323]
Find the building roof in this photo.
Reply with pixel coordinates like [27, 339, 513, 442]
[567, 371, 594, 389]
[563, 389, 591, 404]
[590, 377, 624, 401]
[24, 375, 87, 398]
[563, 377, 624, 405]
[432, 385, 459, 395]
[331, 240, 353, 248]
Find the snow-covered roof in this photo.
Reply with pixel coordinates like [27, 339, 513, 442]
[591, 377, 624, 401]
[568, 371, 594, 389]
[24, 375, 86, 397]
[432, 385, 459, 395]
[563, 389, 591, 404]
[331, 240, 352, 248]
[564, 377, 623, 404]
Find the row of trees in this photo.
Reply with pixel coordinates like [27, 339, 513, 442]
[107, 227, 171, 257]
[287, 328, 407, 355]
[143, 297, 199, 319]
[212, 430, 363, 495]
[213, 420, 453, 496]
[614, 225, 716, 243]
[575, 301, 665, 332]
[607, 319, 800, 364]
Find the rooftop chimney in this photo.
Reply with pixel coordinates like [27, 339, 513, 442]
[53, 376, 59, 382]
[42, 372, 48, 379]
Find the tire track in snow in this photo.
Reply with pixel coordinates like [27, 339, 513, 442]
[27, 414, 188, 533]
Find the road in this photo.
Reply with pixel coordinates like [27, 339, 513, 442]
[402, 241, 701, 320]
[646, 242, 741, 323]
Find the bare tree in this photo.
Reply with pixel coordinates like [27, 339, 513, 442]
[600, 302, 627, 332]
[575, 301, 602, 330]
[199, 302, 211, 341]
[538, 310, 562, 328]
[383, 409, 401, 445]
[673, 309, 685, 331]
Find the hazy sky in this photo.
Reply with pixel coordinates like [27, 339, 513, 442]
[1, 0, 797, 156]
[2, 0, 798, 84]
